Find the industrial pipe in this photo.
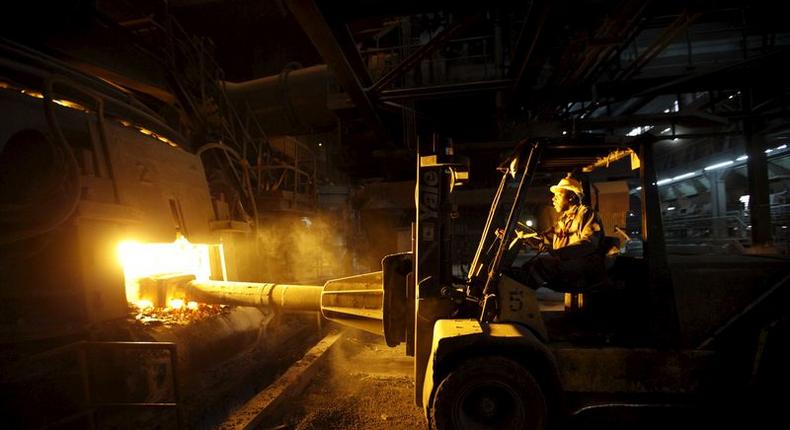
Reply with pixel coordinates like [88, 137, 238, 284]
[223, 64, 337, 135]
[188, 279, 323, 311]
[139, 270, 394, 338]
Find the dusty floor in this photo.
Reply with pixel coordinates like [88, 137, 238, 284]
[263, 329, 426, 430]
[186, 315, 320, 429]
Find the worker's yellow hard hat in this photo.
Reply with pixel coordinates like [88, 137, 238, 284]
[550, 174, 584, 197]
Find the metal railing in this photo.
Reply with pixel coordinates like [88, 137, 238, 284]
[662, 204, 790, 250]
[34, 341, 183, 430]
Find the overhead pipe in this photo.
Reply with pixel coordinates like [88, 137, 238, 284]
[223, 64, 338, 135]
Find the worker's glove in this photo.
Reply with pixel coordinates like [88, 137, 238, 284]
[515, 230, 538, 240]
[496, 228, 538, 241]
[508, 229, 539, 250]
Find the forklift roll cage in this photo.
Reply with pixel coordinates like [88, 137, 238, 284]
[463, 137, 679, 340]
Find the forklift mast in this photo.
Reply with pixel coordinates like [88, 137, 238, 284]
[413, 134, 469, 406]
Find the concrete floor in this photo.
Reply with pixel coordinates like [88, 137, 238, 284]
[262, 329, 425, 430]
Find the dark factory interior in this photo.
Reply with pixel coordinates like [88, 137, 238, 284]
[1, 0, 789, 429]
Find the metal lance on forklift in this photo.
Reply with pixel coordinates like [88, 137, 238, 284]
[139, 254, 414, 346]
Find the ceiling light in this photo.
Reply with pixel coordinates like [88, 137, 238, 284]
[672, 172, 697, 181]
[703, 160, 734, 171]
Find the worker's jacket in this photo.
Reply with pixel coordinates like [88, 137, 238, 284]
[535, 204, 604, 260]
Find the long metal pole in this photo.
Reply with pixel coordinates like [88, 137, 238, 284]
[187, 280, 322, 311]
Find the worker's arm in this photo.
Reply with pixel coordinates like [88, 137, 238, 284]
[496, 227, 546, 251]
[522, 232, 546, 249]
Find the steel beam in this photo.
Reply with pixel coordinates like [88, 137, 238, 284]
[570, 111, 728, 130]
[510, 0, 550, 94]
[615, 9, 702, 81]
[631, 48, 790, 100]
[331, 22, 374, 88]
[577, 1, 651, 85]
[368, 15, 479, 94]
[560, 0, 651, 87]
[285, 0, 387, 140]
[378, 79, 513, 101]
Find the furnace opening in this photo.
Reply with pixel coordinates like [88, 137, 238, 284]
[117, 234, 225, 309]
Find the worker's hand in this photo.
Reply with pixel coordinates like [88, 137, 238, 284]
[497, 228, 537, 242]
[515, 230, 538, 240]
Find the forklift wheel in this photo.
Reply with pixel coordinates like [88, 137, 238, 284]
[429, 356, 547, 430]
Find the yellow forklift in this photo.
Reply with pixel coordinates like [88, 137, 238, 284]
[399, 136, 787, 429]
[154, 135, 789, 429]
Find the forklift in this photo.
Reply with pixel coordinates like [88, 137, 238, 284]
[396, 135, 788, 429]
[155, 135, 789, 429]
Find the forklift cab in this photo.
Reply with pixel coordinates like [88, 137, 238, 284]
[464, 138, 665, 333]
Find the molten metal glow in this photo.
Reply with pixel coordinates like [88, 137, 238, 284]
[136, 299, 154, 309]
[187, 301, 199, 310]
[169, 299, 185, 310]
[118, 235, 214, 306]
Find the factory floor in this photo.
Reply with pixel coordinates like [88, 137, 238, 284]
[236, 324, 784, 430]
[186, 317, 321, 429]
[260, 329, 425, 430]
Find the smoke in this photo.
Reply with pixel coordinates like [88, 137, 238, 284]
[254, 214, 354, 284]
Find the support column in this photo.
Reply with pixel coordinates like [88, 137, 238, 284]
[707, 168, 729, 239]
[743, 89, 773, 247]
[639, 139, 680, 345]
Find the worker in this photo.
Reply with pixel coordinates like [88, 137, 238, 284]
[508, 174, 605, 292]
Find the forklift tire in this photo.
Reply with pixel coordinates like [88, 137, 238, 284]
[429, 355, 547, 430]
